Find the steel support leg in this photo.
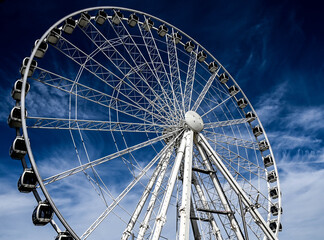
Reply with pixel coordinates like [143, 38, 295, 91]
[178, 130, 194, 239]
[195, 136, 244, 240]
[197, 133, 277, 240]
[136, 147, 173, 240]
[151, 132, 187, 240]
[189, 197, 201, 240]
[122, 148, 173, 240]
[192, 173, 223, 240]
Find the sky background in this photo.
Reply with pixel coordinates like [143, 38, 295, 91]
[0, 0, 324, 239]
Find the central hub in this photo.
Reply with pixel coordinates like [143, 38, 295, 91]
[185, 111, 204, 132]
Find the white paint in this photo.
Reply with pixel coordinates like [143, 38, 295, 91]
[185, 111, 204, 132]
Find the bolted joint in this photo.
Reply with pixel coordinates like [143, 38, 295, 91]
[155, 215, 167, 225]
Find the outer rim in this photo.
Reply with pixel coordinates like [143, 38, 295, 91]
[20, 6, 282, 238]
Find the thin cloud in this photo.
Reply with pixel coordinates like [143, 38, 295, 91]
[0, 86, 15, 121]
[269, 132, 322, 150]
[285, 106, 324, 131]
[277, 148, 324, 169]
[254, 81, 288, 126]
[279, 167, 324, 240]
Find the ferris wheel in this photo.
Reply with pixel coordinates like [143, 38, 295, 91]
[8, 6, 282, 240]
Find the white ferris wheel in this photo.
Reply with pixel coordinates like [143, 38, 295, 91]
[8, 6, 282, 240]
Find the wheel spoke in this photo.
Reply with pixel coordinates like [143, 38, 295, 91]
[183, 48, 198, 112]
[53, 34, 173, 125]
[200, 94, 234, 118]
[32, 67, 168, 125]
[191, 72, 218, 112]
[166, 28, 184, 116]
[27, 116, 171, 133]
[42, 129, 183, 185]
[106, 18, 178, 122]
[79, 20, 176, 125]
[203, 130, 259, 150]
[203, 117, 252, 129]
[204, 136, 265, 177]
[80, 136, 177, 240]
[137, 17, 182, 121]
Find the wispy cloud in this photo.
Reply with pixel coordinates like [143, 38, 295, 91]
[277, 148, 324, 169]
[254, 81, 288, 126]
[253, 78, 324, 238]
[0, 162, 58, 239]
[284, 106, 324, 131]
[255, 80, 323, 151]
[269, 133, 322, 150]
[0, 153, 145, 239]
[0, 85, 15, 122]
[279, 166, 324, 240]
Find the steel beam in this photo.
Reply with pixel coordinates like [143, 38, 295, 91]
[197, 133, 277, 240]
[121, 148, 173, 240]
[178, 130, 194, 239]
[151, 132, 187, 240]
[195, 136, 244, 240]
[192, 173, 223, 240]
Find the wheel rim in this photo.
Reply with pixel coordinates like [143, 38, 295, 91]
[17, 6, 282, 240]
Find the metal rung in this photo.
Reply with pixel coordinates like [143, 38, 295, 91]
[177, 176, 195, 184]
[190, 216, 211, 222]
[192, 167, 215, 174]
[196, 208, 232, 215]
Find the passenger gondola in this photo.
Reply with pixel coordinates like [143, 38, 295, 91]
[253, 125, 263, 137]
[197, 50, 207, 62]
[172, 32, 182, 44]
[237, 98, 248, 109]
[20, 57, 37, 78]
[269, 187, 279, 199]
[228, 85, 239, 96]
[10, 136, 27, 160]
[263, 154, 274, 168]
[47, 27, 61, 45]
[269, 219, 282, 232]
[8, 106, 26, 128]
[78, 12, 91, 28]
[245, 111, 256, 122]
[143, 18, 154, 31]
[63, 17, 77, 34]
[270, 203, 282, 216]
[208, 61, 218, 73]
[112, 10, 123, 25]
[267, 170, 277, 183]
[34, 40, 48, 59]
[184, 41, 195, 53]
[218, 73, 229, 84]
[127, 13, 138, 27]
[32, 201, 54, 226]
[157, 24, 168, 37]
[258, 139, 269, 152]
[95, 9, 107, 25]
[18, 168, 37, 193]
[11, 79, 30, 101]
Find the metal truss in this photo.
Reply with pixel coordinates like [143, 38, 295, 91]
[14, 7, 281, 240]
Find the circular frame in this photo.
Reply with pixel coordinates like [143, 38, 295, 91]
[18, 6, 282, 239]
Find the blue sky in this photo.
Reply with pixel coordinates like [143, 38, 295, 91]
[0, 0, 324, 239]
